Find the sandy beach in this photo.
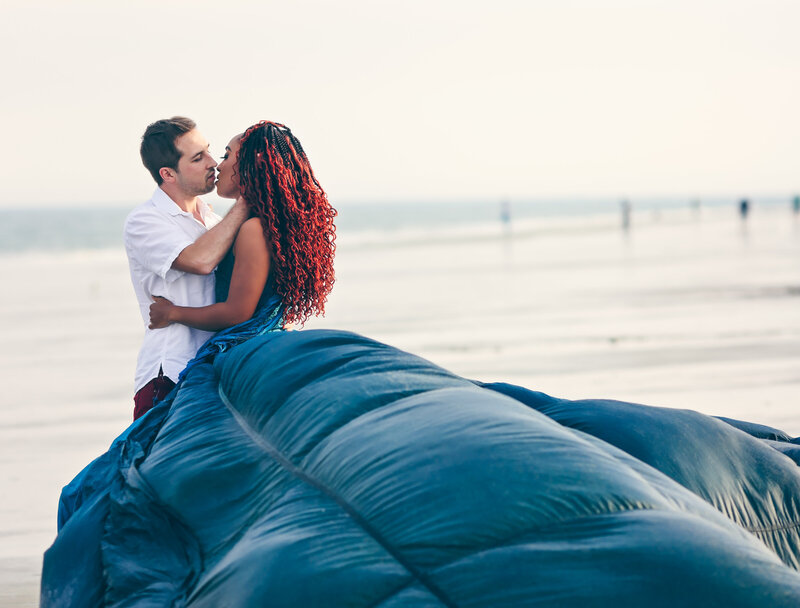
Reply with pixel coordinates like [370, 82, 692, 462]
[1, 202, 799, 605]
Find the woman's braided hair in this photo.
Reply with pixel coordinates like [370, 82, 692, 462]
[237, 121, 336, 325]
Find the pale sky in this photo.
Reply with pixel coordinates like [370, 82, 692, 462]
[1, 0, 799, 207]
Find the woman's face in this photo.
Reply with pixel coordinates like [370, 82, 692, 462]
[215, 134, 243, 199]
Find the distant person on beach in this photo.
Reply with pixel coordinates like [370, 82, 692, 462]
[125, 117, 249, 420]
[147, 121, 336, 377]
[793, 195, 799, 214]
[620, 199, 632, 231]
[739, 198, 750, 219]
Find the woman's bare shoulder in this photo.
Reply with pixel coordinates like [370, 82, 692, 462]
[240, 216, 264, 232]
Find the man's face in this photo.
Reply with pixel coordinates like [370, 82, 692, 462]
[172, 129, 217, 196]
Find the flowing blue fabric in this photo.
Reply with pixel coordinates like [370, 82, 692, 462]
[54, 291, 284, 533]
[42, 329, 800, 606]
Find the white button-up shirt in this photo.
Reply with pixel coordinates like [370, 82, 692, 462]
[124, 187, 222, 393]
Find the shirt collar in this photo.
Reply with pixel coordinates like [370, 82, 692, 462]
[152, 187, 210, 220]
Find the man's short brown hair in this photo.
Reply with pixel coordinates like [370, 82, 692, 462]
[140, 116, 196, 184]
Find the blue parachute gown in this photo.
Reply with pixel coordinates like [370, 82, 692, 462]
[41, 263, 800, 606]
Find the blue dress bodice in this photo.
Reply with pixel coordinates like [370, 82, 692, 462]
[215, 248, 276, 312]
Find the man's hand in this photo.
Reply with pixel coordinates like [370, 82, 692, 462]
[233, 196, 248, 213]
[149, 296, 176, 329]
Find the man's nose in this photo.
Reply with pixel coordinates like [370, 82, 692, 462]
[206, 152, 218, 168]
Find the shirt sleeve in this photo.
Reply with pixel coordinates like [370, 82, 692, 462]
[124, 208, 194, 283]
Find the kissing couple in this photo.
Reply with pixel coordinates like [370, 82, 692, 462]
[124, 117, 337, 420]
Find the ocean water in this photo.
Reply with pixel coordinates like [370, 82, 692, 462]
[0, 195, 789, 254]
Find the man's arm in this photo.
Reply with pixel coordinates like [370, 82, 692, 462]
[172, 198, 249, 275]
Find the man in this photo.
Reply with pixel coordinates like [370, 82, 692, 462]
[125, 116, 247, 420]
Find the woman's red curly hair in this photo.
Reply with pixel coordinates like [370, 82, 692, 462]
[237, 121, 336, 325]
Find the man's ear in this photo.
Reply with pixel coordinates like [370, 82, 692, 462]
[159, 167, 176, 183]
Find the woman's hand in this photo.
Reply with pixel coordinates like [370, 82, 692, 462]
[149, 296, 175, 329]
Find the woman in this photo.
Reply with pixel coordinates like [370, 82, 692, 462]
[148, 121, 336, 371]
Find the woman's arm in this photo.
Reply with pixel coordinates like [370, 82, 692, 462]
[149, 217, 270, 331]
[171, 197, 249, 275]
